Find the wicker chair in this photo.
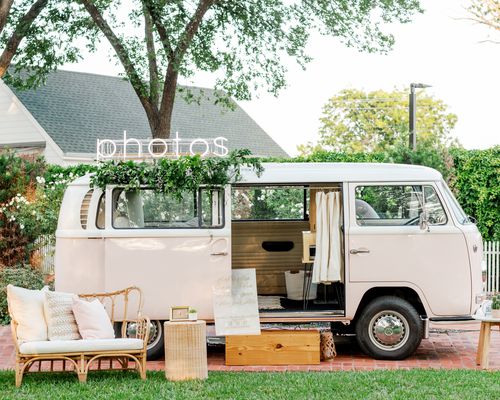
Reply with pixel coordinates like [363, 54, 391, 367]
[9, 286, 150, 387]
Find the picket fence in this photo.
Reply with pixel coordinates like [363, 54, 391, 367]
[36, 235, 55, 275]
[37, 237, 500, 292]
[484, 241, 500, 293]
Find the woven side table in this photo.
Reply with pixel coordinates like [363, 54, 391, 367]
[164, 320, 208, 381]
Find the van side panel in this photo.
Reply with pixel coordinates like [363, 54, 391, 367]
[55, 238, 105, 294]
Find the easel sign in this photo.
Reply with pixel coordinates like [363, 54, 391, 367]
[213, 269, 261, 336]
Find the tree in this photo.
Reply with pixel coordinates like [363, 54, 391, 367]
[299, 88, 458, 154]
[468, 0, 500, 43]
[78, 0, 423, 139]
[0, 0, 89, 88]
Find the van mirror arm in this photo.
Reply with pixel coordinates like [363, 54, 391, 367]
[419, 210, 430, 232]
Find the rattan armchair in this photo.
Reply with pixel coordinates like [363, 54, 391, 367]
[9, 286, 150, 387]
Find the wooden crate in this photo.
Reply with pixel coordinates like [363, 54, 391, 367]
[225, 330, 320, 366]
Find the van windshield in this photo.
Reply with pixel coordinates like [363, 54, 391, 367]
[439, 181, 470, 225]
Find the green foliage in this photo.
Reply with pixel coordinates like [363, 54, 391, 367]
[73, 0, 422, 138]
[0, 152, 93, 266]
[492, 294, 500, 310]
[449, 147, 500, 241]
[0, 266, 45, 324]
[0, 151, 45, 204]
[1, 0, 96, 89]
[300, 88, 458, 154]
[90, 149, 263, 199]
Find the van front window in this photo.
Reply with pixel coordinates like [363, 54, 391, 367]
[355, 185, 447, 226]
[439, 181, 470, 225]
[112, 188, 224, 229]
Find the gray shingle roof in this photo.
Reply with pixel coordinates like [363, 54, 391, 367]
[9, 69, 288, 158]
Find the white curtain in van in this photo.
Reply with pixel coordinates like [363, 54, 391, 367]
[312, 191, 343, 283]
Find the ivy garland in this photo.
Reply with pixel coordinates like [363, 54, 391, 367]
[90, 149, 264, 198]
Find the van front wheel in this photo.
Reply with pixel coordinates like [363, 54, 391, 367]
[355, 296, 423, 360]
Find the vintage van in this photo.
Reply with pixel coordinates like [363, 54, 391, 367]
[55, 162, 483, 360]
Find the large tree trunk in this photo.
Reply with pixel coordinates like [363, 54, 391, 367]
[0, 0, 48, 78]
[0, 0, 14, 34]
[154, 66, 178, 139]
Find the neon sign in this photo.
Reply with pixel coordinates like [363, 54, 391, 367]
[96, 131, 229, 160]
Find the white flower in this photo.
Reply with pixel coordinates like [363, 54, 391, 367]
[36, 176, 46, 184]
[32, 210, 36, 216]
[19, 224, 24, 230]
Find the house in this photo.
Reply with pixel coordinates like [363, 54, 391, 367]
[0, 69, 287, 165]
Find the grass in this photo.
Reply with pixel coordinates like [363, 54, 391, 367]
[0, 370, 499, 399]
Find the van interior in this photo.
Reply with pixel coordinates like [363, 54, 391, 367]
[231, 185, 345, 316]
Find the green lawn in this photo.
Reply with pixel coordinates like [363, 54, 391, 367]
[0, 370, 499, 399]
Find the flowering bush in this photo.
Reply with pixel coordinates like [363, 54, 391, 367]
[0, 152, 94, 267]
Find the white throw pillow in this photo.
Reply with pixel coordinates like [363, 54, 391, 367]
[72, 298, 115, 340]
[7, 285, 48, 343]
[44, 291, 81, 341]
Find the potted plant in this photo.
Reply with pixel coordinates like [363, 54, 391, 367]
[188, 308, 198, 321]
[491, 295, 500, 319]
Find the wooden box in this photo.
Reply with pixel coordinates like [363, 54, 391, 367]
[225, 330, 320, 366]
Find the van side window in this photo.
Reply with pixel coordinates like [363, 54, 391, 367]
[232, 186, 308, 220]
[355, 185, 447, 226]
[96, 194, 105, 229]
[112, 188, 224, 229]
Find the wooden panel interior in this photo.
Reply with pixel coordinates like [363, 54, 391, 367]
[225, 330, 320, 366]
[232, 220, 309, 295]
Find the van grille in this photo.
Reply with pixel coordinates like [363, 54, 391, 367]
[80, 189, 94, 229]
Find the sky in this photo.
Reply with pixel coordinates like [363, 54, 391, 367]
[63, 0, 500, 156]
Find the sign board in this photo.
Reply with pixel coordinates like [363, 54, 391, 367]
[213, 269, 261, 336]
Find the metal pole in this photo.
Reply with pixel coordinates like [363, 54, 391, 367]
[409, 85, 416, 150]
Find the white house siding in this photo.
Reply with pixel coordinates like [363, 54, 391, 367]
[0, 80, 65, 165]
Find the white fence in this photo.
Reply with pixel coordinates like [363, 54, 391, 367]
[485, 241, 500, 293]
[36, 235, 55, 275]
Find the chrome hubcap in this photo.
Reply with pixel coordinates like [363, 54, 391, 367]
[368, 310, 409, 351]
[126, 320, 161, 349]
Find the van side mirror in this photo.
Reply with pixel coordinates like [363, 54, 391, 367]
[419, 211, 430, 232]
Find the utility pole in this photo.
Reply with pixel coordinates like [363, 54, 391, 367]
[409, 83, 431, 150]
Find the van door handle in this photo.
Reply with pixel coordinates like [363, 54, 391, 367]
[350, 249, 370, 254]
[210, 252, 228, 256]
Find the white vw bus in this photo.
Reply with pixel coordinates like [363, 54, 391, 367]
[55, 163, 483, 360]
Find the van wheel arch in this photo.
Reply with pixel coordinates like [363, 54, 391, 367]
[353, 287, 427, 322]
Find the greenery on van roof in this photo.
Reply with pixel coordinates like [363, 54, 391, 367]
[90, 149, 263, 199]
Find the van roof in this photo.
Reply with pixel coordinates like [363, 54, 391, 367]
[70, 162, 442, 187]
[238, 162, 442, 184]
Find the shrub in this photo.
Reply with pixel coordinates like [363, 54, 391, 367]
[450, 147, 500, 241]
[0, 266, 45, 325]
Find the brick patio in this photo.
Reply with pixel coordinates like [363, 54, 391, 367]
[1, 322, 498, 372]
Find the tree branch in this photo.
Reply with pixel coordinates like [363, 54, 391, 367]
[144, 6, 159, 107]
[0, 0, 48, 78]
[142, 0, 174, 59]
[173, 0, 215, 63]
[0, 0, 14, 35]
[79, 0, 151, 109]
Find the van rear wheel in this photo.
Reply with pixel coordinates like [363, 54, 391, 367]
[355, 296, 423, 360]
[123, 319, 164, 360]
